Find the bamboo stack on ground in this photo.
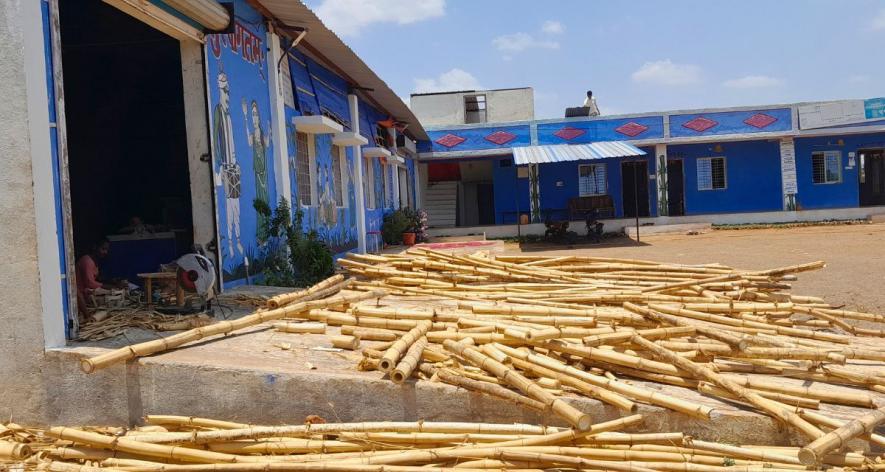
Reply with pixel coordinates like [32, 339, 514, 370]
[0, 415, 853, 472]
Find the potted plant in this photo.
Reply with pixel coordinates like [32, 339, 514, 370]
[401, 208, 428, 246]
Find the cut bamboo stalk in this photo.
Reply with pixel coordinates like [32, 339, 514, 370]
[274, 322, 326, 334]
[0, 440, 32, 460]
[630, 334, 824, 440]
[443, 339, 592, 430]
[391, 336, 428, 383]
[379, 321, 432, 372]
[331, 335, 360, 350]
[420, 364, 547, 412]
[798, 406, 885, 465]
[81, 288, 385, 373]
[266, 275, 346, 308]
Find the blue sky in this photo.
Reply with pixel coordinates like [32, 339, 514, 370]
[304, 0, 885, 119]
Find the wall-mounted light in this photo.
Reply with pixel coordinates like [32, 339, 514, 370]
[713, 144, 724, 153]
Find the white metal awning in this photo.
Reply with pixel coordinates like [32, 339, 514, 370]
[512, 142, 646, 165]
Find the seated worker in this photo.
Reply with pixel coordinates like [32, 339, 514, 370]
[118, 216, 155, 235]
[76, 237, 124, 318]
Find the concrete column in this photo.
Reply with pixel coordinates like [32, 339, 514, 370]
[349, 94, 367, 253]
[654, 144, 669, 217]
[388, 128, 400, 210]
[180, 41, 216, 255]
[528, 163, 541, 223]
[1, 0, 55, 420]
[266, 31, 292, 207]
[779, 138, 798, 211]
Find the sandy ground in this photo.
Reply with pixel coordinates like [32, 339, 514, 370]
[503, 222, 885, 314]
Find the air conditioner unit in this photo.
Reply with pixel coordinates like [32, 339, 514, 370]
[396, 134, 417, 156]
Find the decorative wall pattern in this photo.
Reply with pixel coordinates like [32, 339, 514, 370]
[425, 125, 530, 153]
[538, 116, 664, 144]
[669, 108, 792, 138]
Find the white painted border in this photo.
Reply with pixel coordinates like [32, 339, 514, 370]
[26, 0, 66, 347]
[266, 31, 292, 208]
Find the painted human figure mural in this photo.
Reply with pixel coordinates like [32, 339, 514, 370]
[212, 69, 243, 258]
[243, 99, 271, 244]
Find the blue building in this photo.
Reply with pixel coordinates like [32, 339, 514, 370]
[30, 0, 426, 339]
[410, 89, 885, 231]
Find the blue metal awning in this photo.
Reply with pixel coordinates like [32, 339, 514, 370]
[512, 141, 646, 165]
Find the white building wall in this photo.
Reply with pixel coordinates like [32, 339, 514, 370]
[410, 88, 534, 127]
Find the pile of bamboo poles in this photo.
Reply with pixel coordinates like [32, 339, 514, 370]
[77, 248, 885, 467]
[1, 414, 869, 472]
[328, 249, 885, 465]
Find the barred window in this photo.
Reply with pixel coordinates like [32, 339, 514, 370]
[295, 132, 313, 206]
[379, 162, 389, 208]
[331, 145, 344, 206]
[364, 157, 375, 209]
[812, 151, 842, 184]
[578, 164, 607, 196]
[697, 157, 726, 190]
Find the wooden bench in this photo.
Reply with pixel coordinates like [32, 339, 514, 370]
[569, 195, 615, 220]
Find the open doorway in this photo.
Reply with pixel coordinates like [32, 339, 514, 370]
[859, 149, 885, 207]
[622, 161, 650, 218]
[667, 159, 685, 216]
[58, 0, 198, 321]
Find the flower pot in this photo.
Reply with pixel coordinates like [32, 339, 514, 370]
[402, 232, 417, 246]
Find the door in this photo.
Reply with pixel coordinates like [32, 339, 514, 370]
[860, 150, 885, 207]
[622, 161, 650, 218]
[476, 183, 495, 225]
[667, 159, 685, 216]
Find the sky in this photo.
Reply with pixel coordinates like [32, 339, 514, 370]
[303, 0, 885, 120]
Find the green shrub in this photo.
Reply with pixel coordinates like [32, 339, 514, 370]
[255, 197, 334, 287]
[381, 209, 410, 245]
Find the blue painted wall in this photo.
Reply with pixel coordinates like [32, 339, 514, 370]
[670, 108, 792, 138]
[537, 116, 664, 144]
[492, 157, 531, 224]
[794, 132, 885, 210]
[426, 125, 531, 154]
[206, 0, 278, 288]
[669, 140, 783, 215]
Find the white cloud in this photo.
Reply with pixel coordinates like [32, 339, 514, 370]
[871, 9, 885, 31]
[492, 32, 559, 52]
[722, 75, 784, 89]
[631, 60, 702, 86]
[413, 68, 483, 94]
[312, 0, 445, 36]
[541, 20, 565, 34]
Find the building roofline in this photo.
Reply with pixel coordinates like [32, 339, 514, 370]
[410, 87, 533, 98]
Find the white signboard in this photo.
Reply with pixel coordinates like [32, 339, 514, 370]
[780, 138, 798, 210]
[798, 100, 867, 130]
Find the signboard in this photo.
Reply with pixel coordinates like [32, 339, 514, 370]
[780, 138, 798, 210]
[865, 97, 885, 120]
[798, 97, 885, 129]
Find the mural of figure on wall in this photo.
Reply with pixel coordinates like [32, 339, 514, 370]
[346, 153, 356, 229]
[317, 159, 338, 228]
[212, 69, 243, 258]
[243, 99, 272, 244]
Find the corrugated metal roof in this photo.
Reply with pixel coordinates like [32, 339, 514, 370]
[255, 0, 428, 141]
[512, 142, 646, 165]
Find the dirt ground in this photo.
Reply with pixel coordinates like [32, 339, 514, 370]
[503, 223, 885, 314]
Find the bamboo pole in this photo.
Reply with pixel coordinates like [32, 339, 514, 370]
[379, 321, 432, 372]
[391, 336, 428, 383]
[798, 406, 885, 465]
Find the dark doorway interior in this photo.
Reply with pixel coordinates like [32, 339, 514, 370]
[860, 149, 885, 207]
[476, 183, 495, 225]
[622, 161, 650, 218]
[60, 0, 193, 280]
[667, 159, 685, 216]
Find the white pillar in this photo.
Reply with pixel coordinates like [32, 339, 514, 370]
[349, 94, 367, 253]
[388, 128, 400, 210]
[654, 144, 669, 217]
[266, 31, 292, 206]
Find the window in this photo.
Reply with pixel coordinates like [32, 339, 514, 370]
[578, 164, 607, 196]
[295, 132, 314, 206]
[331, 145, 344, 207]
[381, 162, 390, 208]
[374, 159, 384, 209]
[812, 151, 842, 184]
[499, 158, 513, 168]
[465, 95, 487, 124]
[697, 157, 726, 190]
[398, 166, 410, 208]
[364, 157, 375, 209]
